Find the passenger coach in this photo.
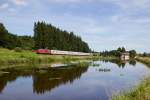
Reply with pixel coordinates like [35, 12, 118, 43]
[34, 49, 91, 56]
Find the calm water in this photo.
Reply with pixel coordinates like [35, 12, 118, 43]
[0, 60, 150, 100]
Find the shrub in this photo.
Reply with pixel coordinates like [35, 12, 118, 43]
[14, 47, 23, 52]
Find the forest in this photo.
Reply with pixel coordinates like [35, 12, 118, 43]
[0, 23, 34, 50]
[34, 22, 91, 52]
[0, 22, 91, 52]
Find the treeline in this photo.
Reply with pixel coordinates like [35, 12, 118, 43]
[100, 47, 137, 58]
[140, 52, 150, 57]
[0, 22, 91, 52]
[0, 23, 34, 49]
[34, 21, 91, 52]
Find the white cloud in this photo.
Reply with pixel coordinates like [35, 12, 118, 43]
[11, 0, 27, 6]
[96, 0, 150, 13]
[8, 8, 16, 12]
[0, 0, 149, 52]
[47, 0, 150, 9]
[0, 3, 9, 10]
[48, 0, 93, 3]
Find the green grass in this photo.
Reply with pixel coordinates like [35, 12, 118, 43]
[0, 48, 99, 68]
[0, 48, 56, 65]
[112, 78, 150, 100]
[112, 57, 150, 100]
[0, 48, 118, 69]
[136, 57, 150, 67]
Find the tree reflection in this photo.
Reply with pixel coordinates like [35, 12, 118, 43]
[129, 60, 136, 66]
[0, 69, 32, 93]
[0, 65, 88, 95]
[102, 59, 136, 68]
[33, 66, 88, 94]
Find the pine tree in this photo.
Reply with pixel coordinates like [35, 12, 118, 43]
[33, 21, 91, 52]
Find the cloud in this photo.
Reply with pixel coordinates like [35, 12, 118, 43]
[48, 0, 94, 3]
[0, 3, 9, 10]
[0, 0, 150, 52]
[113, 0, 150, 10]
[8, 8, 16, 12]
[47, 0, 150, 9]
[11, 0, 27, 6]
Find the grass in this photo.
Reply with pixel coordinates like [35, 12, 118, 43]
[0, 48, 100, 68]
[136, 57, 150, 67]
[0, 48, 54, 65]
[112, 56, 150, 100]
[112, 78, 150, 100]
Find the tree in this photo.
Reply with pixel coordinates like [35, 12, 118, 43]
[100, 47, 136, 58]
[0, 22, 90, 52]
[33, 21, 91, 52]
[0, 23, 34, 49]
[121, 47, 126, 53]
[117, 47, 122, 52]
[129, 50, 136, 58]
[0, 23, 9, 47]
[117, 47, 126, 53]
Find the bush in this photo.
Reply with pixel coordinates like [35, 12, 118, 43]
[14, 47, 23, 52]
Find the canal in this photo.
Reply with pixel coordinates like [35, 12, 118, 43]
[0, 60, 150, 100]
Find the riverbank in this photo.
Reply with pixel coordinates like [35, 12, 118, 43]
[0, 48, 101, 69]
[136, 57, 150, 67]
[112, 57, 150, 100]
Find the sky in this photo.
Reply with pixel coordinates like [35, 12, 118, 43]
[0, 0, 150, 53]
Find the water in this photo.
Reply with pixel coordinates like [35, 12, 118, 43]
[0, 60, 150, 100]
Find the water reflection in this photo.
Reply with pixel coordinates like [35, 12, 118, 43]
[102, 59, 137, 68]
[0, 69, 32, 93]
[0, 65, 88, 94]
[33, 67, 88, 94]
[0, 60, 149, 100]
[129, 60, 136, 66]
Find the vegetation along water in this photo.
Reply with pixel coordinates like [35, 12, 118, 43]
[112, 57, 150, 100]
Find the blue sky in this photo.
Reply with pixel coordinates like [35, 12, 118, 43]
[0, 0, 150, 53]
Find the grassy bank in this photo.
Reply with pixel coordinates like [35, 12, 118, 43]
[136, 57, 150, 67]
[0, 48, 100, 68]
[112, 57, 150, 100]
[112, 78, 150, 100]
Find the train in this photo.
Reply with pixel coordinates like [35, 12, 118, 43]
[33, 49, 92, 56]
